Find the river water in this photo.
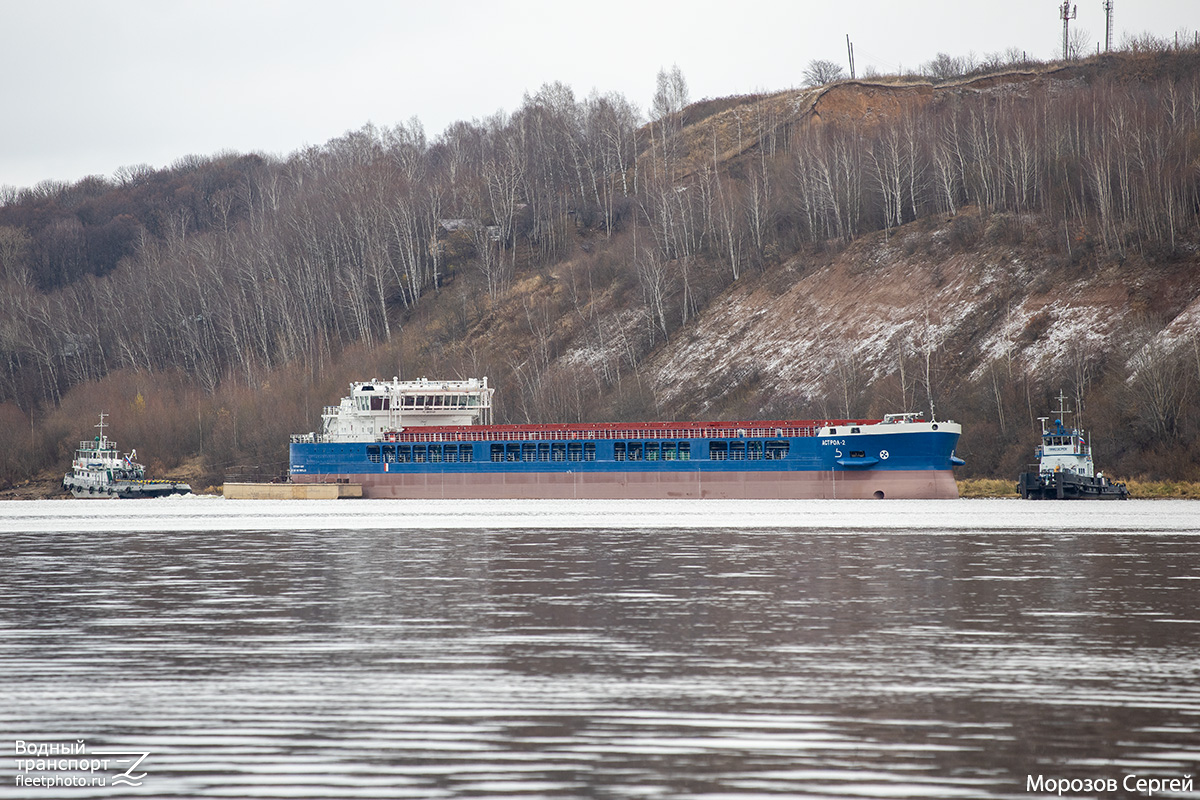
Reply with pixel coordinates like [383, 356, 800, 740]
[1, 498, 1197, 799]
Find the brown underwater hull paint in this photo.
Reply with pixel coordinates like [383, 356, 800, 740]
[292, 469, 959, 500]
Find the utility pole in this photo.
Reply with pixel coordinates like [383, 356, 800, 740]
[846, 34, 856, 79]
[1103, 0, 1114, 51]
[1060, 1, 1077, 59]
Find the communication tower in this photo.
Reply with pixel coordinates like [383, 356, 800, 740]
[1103, 0, 1114, 52]
[1060, 1, 1077, 59]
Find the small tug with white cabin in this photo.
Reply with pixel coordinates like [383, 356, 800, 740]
[62, 414, 192, 499]
[1017, 393, 1128, 500]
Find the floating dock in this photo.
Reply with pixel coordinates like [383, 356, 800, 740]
[222, 482, 362, 500]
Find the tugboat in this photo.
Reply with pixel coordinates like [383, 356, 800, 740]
[62, 413, 191, 499]
[1017, 392, 1128, 500]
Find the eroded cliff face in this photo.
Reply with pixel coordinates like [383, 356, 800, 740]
[551, 205, 1199, 427]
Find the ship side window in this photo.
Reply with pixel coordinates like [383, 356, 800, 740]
[730, 442, 745, 461]
[850, 450, 865, 458]
[443, 445, 457, 463]
[506, 443, 520, 462]
[398, 445, 411, 462]
[828, 427, 837, 435]
[370, 396, 385, 411]
[628, 443, 643, 461]
[850, 426, 860, 434]
[403, 396, 416, 408]
[537, 443, 550, 462]
[679, 442, 691, 460]
[584, 443, 595, 461]
[522, 443, 536, 462]
[552, 443, 566, 462]
[568, 442, 582, 462]
[491, 444, 503, 462]
[663, 443, 676, 460]
[614, 442, 626, 461]
[747, 442, 762, 460]
[382, 445, 395, 463]
[414, 445, 427, 463]
[367, 445, 381, 464]
[765, 440, 790, 460]
[645, 443, 659, 461]
[460, 444, 473, 462]
[429, 446, 442, 463]
[710, 441, 728, 461]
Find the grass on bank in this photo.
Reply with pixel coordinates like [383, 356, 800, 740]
[958, 477, 1200, 499]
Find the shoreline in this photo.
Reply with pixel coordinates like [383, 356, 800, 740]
[4, 474, 1198, 501]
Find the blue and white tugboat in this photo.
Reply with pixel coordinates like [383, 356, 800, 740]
[62, 413, 191, 499]
[1017, 392, 1128, 500]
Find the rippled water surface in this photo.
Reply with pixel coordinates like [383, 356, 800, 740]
[2, 498, 1198, 799]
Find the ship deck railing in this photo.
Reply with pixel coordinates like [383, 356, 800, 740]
[292, 424, 828, 445]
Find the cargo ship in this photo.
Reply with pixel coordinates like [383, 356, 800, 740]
[288, 378, 963, 499]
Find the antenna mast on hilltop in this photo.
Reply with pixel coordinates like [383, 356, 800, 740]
[1060, 1, 1077, 59]
[1103, 0, 1114, 51]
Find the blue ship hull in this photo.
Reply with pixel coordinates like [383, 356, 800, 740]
[289, 422, 962, 499]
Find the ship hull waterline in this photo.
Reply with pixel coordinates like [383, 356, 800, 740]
[291, 469, 958, 500]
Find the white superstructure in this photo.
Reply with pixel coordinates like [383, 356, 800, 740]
[1036, 392, 1094, 478]
[317, 377, 495, 443]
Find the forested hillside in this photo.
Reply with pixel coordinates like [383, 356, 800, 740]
[2, 47, 1200, 493]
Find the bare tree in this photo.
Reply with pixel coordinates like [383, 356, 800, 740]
[652, 64, 689, 121]
[803, 59, 845, 87]
[923, 52, 964, 81]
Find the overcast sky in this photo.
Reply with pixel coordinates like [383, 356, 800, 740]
[1, 0, 1194, 190]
